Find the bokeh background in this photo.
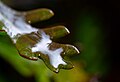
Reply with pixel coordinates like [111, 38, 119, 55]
[0, 0, 119, 82]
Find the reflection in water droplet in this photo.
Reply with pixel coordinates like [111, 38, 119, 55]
[31, 31, 66, 68]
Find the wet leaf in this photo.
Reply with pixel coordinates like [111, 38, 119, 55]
[43, 25, 70, 39]
[0, 1, 80, 73]
[23, 8, 54, 24]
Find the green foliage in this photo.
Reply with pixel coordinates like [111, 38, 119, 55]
[75, 12, 108, 76]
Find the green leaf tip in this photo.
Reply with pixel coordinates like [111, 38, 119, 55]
[43, 25, 70, 39]
[24, 8, 54, 24]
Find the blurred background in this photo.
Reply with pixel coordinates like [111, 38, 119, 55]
[0, 0, 119, 82]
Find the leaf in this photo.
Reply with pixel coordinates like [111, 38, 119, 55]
[23, 8, 54, 24]
[0, 1, 79, 73]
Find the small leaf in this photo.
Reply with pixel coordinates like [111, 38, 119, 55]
[23, 8, 54, 24]
[49, 42, 80, 57]
[43, 25, 70, 39]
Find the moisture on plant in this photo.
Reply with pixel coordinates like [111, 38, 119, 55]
[0, 1, 80, 73]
